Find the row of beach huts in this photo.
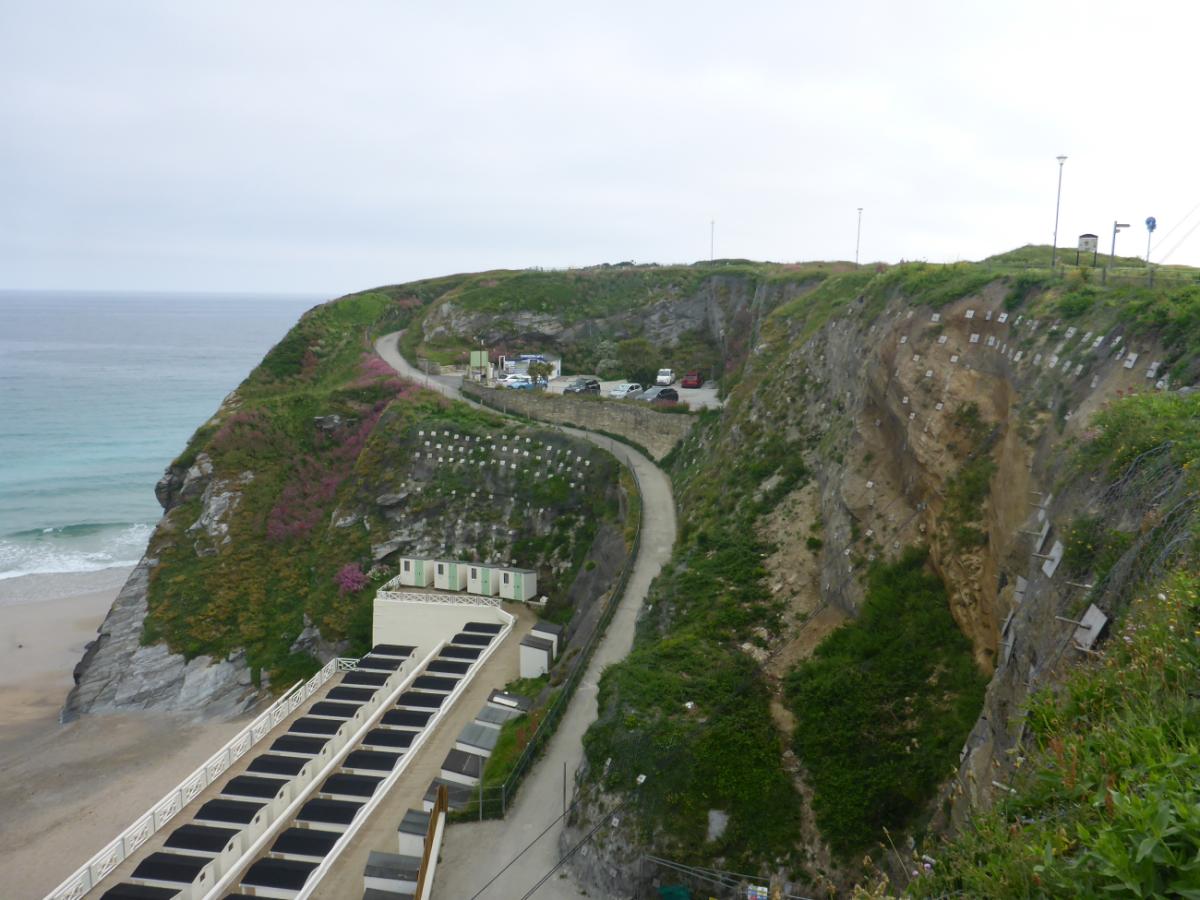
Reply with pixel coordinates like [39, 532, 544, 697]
[394, 556, 538, 603]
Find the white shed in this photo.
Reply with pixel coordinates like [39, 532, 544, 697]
[397, 556, 434, 588]
[519, 634, 555, 678]
[433, 560, 467, 591]
[498, 567, 538, 602]
[467, 563, 501, 597]
[530, 620, 563, 657]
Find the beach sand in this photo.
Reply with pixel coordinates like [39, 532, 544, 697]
[0, 568, 243, 899]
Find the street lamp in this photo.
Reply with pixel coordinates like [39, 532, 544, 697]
[1051, 155, 1067, 268]
[855, 207, 863, 268]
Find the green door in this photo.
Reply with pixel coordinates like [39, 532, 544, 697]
[513, 572, 523, 597]
[414, 559, 424, 583]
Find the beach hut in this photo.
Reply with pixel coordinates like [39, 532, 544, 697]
[467, 563, 501, 597]
[519, 634, 555, 678]
[440, 748, 485, 786]
[530, 620, 563, 657]
[486, 689, 532, 715]
[498, 566, 538, 602]
[433, 559, 467, 591]
[397, 556, 434, 588]
[396, 808, 431, 857]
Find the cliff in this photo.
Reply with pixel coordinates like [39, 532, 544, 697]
[67, 286, 629, 720]
[65, 254, 1200, 896]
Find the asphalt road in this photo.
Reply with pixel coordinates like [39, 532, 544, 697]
[375, 334, 677, 899]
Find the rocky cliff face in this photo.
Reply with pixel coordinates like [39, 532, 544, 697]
[562, 262, 1199, 895]
[66, 448, 261, 721]
[64, 560, 260, 721]
[66, 286, 631, 722]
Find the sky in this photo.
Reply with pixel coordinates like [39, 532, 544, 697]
[3, 0, 1199, 295]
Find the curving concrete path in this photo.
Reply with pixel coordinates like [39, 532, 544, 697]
[374, 334, 676, 899]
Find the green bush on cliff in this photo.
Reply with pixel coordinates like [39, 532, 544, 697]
[785, 548, 986, 858]
[911, 573, 1200, 898]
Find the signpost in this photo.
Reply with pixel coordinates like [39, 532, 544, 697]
[1146, 216, 1157, 285]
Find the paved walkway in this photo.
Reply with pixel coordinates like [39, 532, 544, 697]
[375, 334, 677, 899]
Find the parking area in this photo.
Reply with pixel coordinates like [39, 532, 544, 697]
[542, 376, 723, 409]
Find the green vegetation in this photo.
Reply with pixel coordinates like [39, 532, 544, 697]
[1075, 391, 1200, 486]
[144, 282, 621, 687]
[912, 573, 1200, 897]
[583, 408, 805, 869]
[877, 262, 995, 309]
[785, 549, 986, 858]
[1062, 515, 1134, 582]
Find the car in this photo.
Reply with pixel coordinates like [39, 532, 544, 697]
[608, 382, 643, 399]
[640, 386, 679, 404]
[564, 377, 601, 395]
[681, 371, 703, 389]
[503, 374, 533, 389]
[655, 368, 675, 386]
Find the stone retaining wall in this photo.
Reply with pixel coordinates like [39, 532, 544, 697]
[461, 382, 693, 460]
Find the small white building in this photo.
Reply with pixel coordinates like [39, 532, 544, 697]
[519, 634, 555, 678]
[498, 567, 538, 602]
[530, 620, 563, 656]
[397, 556, 435, 588]
[433, 560, 467, 591]
[467, 563, 501, 597]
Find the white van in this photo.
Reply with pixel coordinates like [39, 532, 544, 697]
[655, 369, 674, 386]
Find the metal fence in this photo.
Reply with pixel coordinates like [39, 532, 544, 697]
[633, 855, 816, 900]
[45, 656, 358, 900]
[454, 510, 642, 820]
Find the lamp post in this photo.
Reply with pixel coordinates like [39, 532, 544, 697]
[1051, 155, 1067, 268]
[855, 207, 863, 268]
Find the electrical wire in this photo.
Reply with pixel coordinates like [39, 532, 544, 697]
[465, 793, 587, 900]
[1155, 213, 1200, 265]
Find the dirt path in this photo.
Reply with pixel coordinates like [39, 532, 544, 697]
[374, 333, 677, 899]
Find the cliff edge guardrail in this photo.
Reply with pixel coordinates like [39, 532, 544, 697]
[460, 381, 693, 461]
[46, 657, 358, 900]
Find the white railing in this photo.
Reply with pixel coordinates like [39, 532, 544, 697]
[376, 588, 502, 608]
[45, 656, 358, 900]
[292, 607, 515, 899]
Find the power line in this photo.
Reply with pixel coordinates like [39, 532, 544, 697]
[1150, 198, 1200, 253]
[1155, 213, 1200, 265]
[466, 797, 583, 900]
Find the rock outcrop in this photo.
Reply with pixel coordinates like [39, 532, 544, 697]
[63, 560, 259, 722]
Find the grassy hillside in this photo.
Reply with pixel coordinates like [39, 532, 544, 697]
[143, 286, 621, 687]
[572, 249, 1200, 888]
[910, 390, 1200, 897]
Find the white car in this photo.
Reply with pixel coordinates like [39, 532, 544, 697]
[656, 368, 674, 386]
[608, 382, 642, 399]
[500, 373, 533, 389]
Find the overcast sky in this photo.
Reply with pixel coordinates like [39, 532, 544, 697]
[3, 1, 1198, 295]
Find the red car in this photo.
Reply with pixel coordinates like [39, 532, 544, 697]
[681, 371, 703, 389]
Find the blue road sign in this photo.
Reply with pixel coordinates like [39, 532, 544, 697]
[1146, 216, 1157, 232]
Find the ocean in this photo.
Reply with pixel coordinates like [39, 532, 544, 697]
[0, 290, 322, 580]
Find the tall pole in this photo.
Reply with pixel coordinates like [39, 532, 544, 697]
[710, 220, 714, 262]
[1051, 155, 1067, 268]
[855, 207, 863, 268]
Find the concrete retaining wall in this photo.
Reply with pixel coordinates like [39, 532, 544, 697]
[461, 382, 693, 460]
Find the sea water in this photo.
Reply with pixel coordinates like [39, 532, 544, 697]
[0, 290, 321, 579]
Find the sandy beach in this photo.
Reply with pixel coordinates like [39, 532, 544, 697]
[0, 568, 243, 899]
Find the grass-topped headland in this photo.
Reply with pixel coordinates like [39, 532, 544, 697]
[143, 284, 624, 688]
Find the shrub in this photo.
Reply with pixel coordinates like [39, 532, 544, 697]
[334, 563, 369, 594]
[785, 548, 986, 857]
